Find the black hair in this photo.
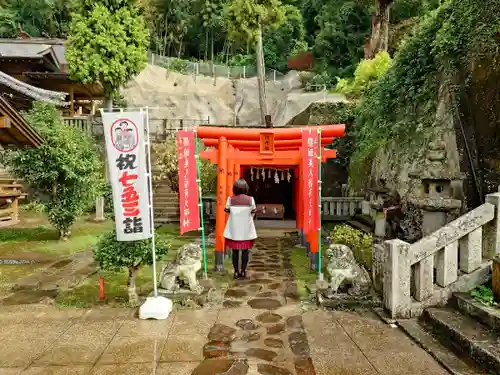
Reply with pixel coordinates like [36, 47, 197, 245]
[233, 178, 249, 196]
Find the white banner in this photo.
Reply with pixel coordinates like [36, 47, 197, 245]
[102, 111, 152, 241]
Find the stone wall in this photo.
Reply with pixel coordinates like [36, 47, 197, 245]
[368, 83, 464, 206]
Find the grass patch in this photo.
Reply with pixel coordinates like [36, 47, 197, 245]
[0, 216, 114, 258]
[0, 264, 45, 294]
[56, 224, 231, 308]
[56, 267, 155, 308]
[291, 246, 326, 298]
[471, 284, 498, 308]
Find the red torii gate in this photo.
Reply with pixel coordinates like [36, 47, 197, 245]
[196, 125, 345, 271]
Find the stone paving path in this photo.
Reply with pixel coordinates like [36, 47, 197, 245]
[0, 236, 451, 375]
[193, 236, 312, 375]
[0, 251, 96, 305]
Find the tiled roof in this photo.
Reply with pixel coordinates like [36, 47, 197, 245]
[0, 38, 67, 70]
[0, 70, 68, 106]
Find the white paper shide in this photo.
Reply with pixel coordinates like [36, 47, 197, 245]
[102, 111, 152, 241]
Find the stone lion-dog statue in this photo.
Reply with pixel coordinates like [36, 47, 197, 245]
[159, 243, 203, 294]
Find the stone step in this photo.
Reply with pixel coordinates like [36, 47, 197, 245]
[153, 198, 178, 203]
[399, 319, 488, 375]
[453, 293, 500, 332]
[153, 202, 179, 208]
[153, 197, 177, 202]
[424, 307, 500, 374]
[346, 219, 373, 235]
[154, 210, 179, 216]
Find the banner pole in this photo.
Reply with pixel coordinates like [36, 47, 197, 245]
[194, 129, 208, 278]
[144, 106, 159, 297]
[317, 127, 323, 281]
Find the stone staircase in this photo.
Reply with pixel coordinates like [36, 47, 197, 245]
[399, 293, 500, 374]
[153, 183, 179, 222]
[376, 190, 500, 374]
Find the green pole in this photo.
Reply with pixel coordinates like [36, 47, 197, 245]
[194, 130, 208, 278]
[317, 127, 323, 281]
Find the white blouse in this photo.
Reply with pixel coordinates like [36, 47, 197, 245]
[223, 197, 257, 241]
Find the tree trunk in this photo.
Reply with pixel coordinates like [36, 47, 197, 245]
[104, 96, 113, 112]
[205, 30, 209, 61]
[127, 266, 140, 306]
[210, 28, 214, 62]
[366, 0, 393, 59]
[255, 24, 268, 127]
[177, 36, 184, 58]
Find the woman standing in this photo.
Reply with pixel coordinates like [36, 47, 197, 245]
[224, 179, 257, 279]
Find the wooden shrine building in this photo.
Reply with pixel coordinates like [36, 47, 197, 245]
[0, 38, 104, 115]
[0, 93, 43, 226]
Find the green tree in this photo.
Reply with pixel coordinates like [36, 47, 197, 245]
[93, 231, 170, 306]
[225, 0, 286, 47]
[314, 0, 372, 77]
[0, 0, 71, 38]
[263, 4, 306, 71]
[225, 0, 286, 125]
[335, 51, 392, 98]
[200, 0, 228, 61]
[152, 136, 217, 195]
[146, 0, 193, 57]
[66, 0, 149, 109]
[0, 102, 103, 240]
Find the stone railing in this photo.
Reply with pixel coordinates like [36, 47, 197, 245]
[321, 197, 364, 220]
[201, 196, 364, 221]
[384, 192, 500, 318]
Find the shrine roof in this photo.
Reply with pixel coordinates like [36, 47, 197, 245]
[0, 38, 66, 72]
[0, 96, 43, 147]
[0, 70, 68, 110]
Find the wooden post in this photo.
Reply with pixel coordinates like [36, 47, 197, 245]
[70, 87, 75, 115]
[11, 196, 19, 223]
[493, 255, 500, 303]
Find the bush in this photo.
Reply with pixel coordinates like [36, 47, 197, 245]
[330, 224, 372, 270]
[153, 135, 217, 195]
[93, 230, 170, 306]
[335, 51, 392, 98]
[20, 200, 45, 214]
[0, 102, 102, 239]
[161, 58, 191, 74]
[304, 71, 335, 92]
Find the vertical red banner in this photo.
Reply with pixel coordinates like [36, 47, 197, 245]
[177, 130, 200, 235]
[301, 128, 319, 235]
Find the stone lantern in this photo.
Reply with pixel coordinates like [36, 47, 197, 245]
[409, 177, 462, 236]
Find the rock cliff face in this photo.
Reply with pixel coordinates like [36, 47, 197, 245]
[121, 64, 346, 132]
[368, 82, 464, 204]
